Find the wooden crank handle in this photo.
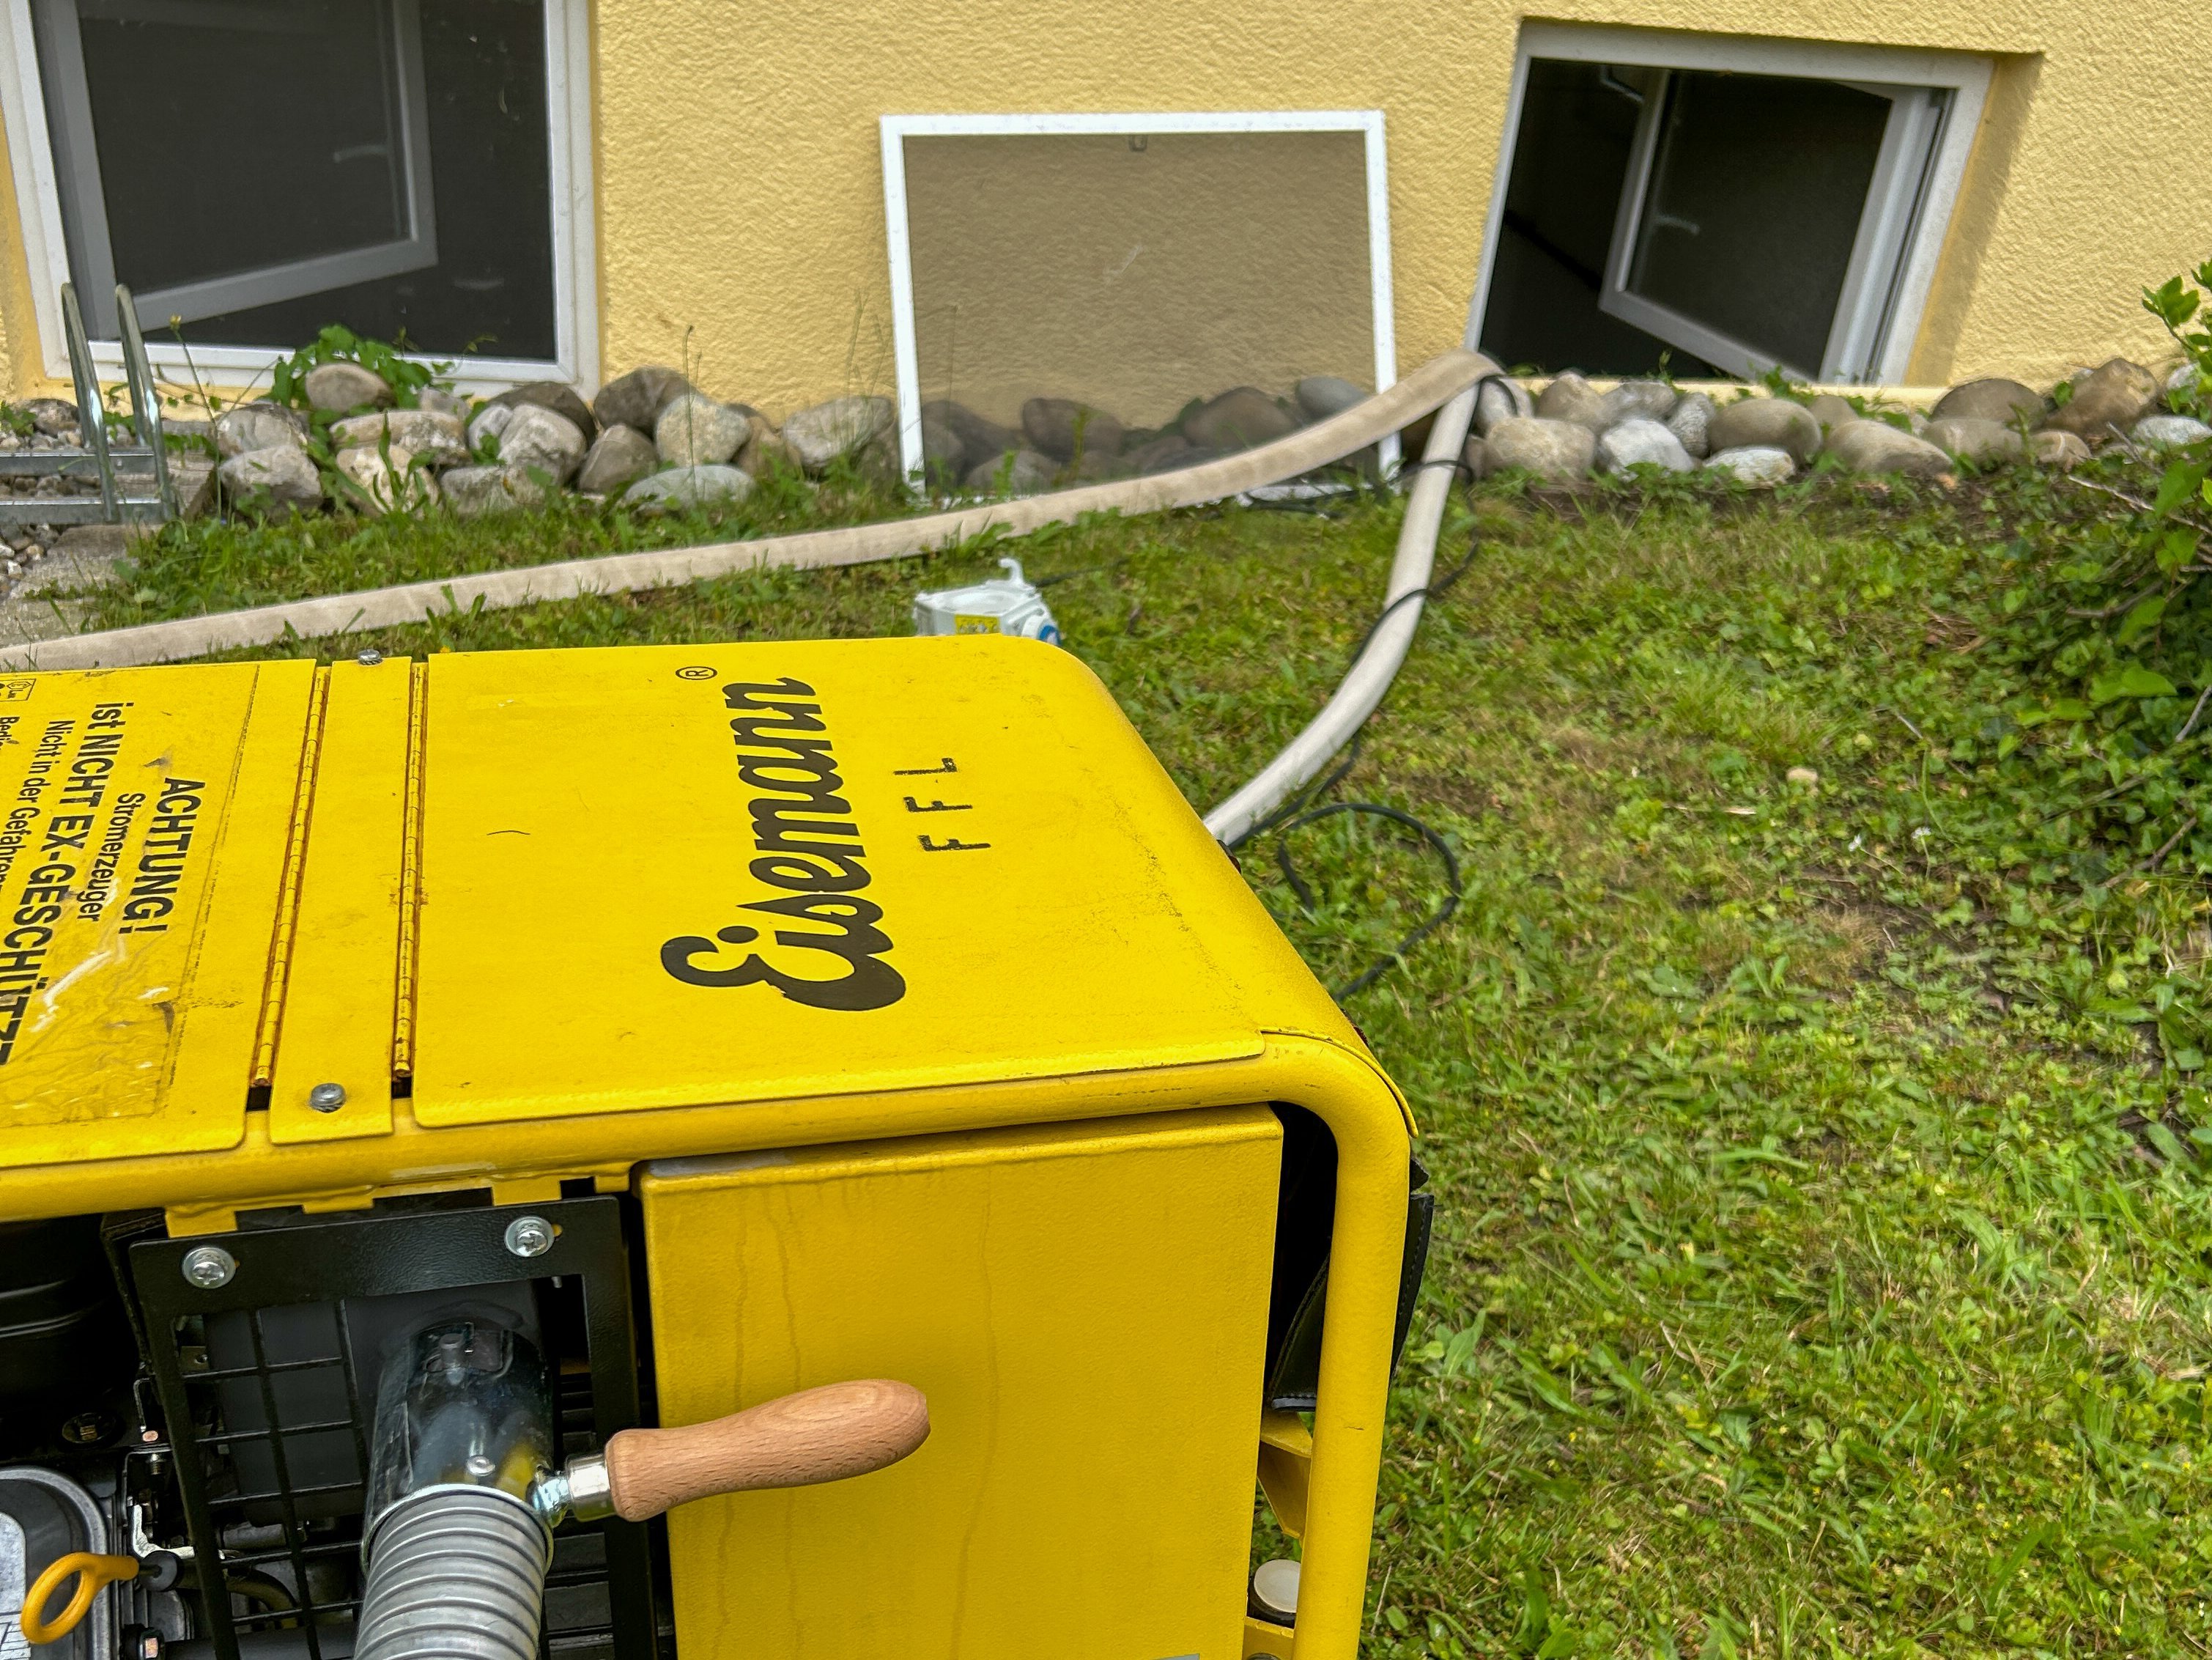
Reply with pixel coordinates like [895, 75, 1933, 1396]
[602, 1379, 929, 1522]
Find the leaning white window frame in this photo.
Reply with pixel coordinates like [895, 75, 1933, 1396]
[878, 110, 1400, 482]
[33, 0, 440, 342]
[0, 0, 600, 394]
[1467, 24, 1993, 386]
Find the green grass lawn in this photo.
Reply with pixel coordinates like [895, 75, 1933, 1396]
[192, 473, 2212, 1658]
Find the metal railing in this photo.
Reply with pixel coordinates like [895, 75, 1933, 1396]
[0, 281, 179, 528]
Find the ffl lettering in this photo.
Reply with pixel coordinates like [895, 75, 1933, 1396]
[660, 677, 906, 1011]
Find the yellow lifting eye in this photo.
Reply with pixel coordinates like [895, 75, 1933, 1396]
[19, 1552, 140, 1645]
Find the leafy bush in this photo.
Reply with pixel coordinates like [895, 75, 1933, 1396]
[268, 323, 441, 410]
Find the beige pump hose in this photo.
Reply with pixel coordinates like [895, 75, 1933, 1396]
[0, 348, 1499, 845]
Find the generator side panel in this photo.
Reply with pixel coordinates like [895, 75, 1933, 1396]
[639, 1106, 1282, 1660]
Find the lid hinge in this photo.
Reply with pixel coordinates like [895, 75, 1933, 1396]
[392, 658, 428, 1077]
[250, 665, 331, 1088]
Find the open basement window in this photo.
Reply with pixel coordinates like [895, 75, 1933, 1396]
[7, 0, 591, 378]
[1476, 26, 1990, 384]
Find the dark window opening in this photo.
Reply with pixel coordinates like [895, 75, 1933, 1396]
[1480, 56, 1950, 382]
[34, 0, 557, 359]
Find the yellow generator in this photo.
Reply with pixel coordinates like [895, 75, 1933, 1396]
[0, 639, 1429, 1660]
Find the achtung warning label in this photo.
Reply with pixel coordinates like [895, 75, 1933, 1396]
[0, 673, 251, 1124]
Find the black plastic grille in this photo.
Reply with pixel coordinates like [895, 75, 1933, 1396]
[133, 1199, 654, 1660]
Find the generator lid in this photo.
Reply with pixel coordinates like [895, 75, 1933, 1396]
[2, 641, 1354, 1168]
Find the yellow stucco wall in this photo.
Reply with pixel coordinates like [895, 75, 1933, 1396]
[3, 1, 2206, 410]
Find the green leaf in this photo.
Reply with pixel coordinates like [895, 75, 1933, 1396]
[1637, 963, 1703, 1000]
[2046, 698, 2093, 720]
[2175, 1047, 2205, 1071]
[2117, 594, 2169, 644]
[2089, 665, 2177, 704]
[2145, 275, 2202, 331]
[2153, 457, 2210, 517]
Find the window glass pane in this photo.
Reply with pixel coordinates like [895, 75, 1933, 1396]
[1627, 72, 1890, 373]
[1479, 59, 1714, 376]
[77, 0, 413, 292]
[150, 0, 554, 358]
[902, 130, 1375, 469]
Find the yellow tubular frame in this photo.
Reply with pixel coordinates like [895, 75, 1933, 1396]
[0, 1034, 1410, 1660]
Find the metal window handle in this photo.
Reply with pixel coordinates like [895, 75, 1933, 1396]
[549, 1379, 930, 1524]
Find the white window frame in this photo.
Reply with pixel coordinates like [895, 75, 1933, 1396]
[879, 110, 1399, 480]
[1466, 23, 1992, 386]
[0, 0, 599, 394]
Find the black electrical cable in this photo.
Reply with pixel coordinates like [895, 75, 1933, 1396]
[1225, 425, 1503, 999]
[1274, 801, 1465, 998]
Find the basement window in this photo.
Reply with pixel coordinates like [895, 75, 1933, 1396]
[4, 0, 594, 380]
[1476, 27, 1991, 383]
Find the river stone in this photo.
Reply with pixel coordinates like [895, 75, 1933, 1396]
[442, 465, 550, 519]
[467, 403, 514, 453]
[1665, 392, 1715, 458]
[330, 409, 467, 468]
[496, 404, 587, 482]
[784, 396, 895, 471]
[333, 446, 437, 515]
[1296, 376, 1366, 419]
[593, 366, 689, 435]
[654, 394, 750, 466]
[1824, 418, 1953, 478]
[623, 463, 753, 512]
[1703, 446, 1796, 487]
[1932, 377, 2042, 424]
[920, 410, 968, 479]
[922, 400, 1016, 474]
[1923, 416, 2025, 467]
[2168, 361, 2208, 404]
[2133, 414, 2212, 451]
[1475, 377, 1534, 435]
[213, 403, 307, 458]
[1018, 397, 1123, 461]
[23, 398, 77, 435]
[491, 382, 598, 443]
[1184, 388, 1297, 451]
[1805, 394, 1857, 432]
[1595, 417, 1693, 473]
[738, 416, 803, 478]
[1125, 434, 1197, 475]
[1534, 371, 1608, 432]
[1482, 416, 1596, 482]
[2042, 358, 2161, 440]
[577, 424, 657, 495]
[415, 387, 470, 421]
[168, 457, 215, 519]
[218, 444, 323, 514]
[1709, 397, 1821, 462]
[1600, 380, 1676, 427]
[965, 449, 1057, 495]
[303, 361, 391, 414]
[2029, 429, 2092, 469]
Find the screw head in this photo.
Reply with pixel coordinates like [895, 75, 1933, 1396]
[181, 1245, 236, 1289]
[62, 1410, 118, 1446]
[465, 1454, 496, 1480]
[355, 649, 384, 666]
[308, 1081, 347, 1113]
[503, 1215, 555, 1258]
